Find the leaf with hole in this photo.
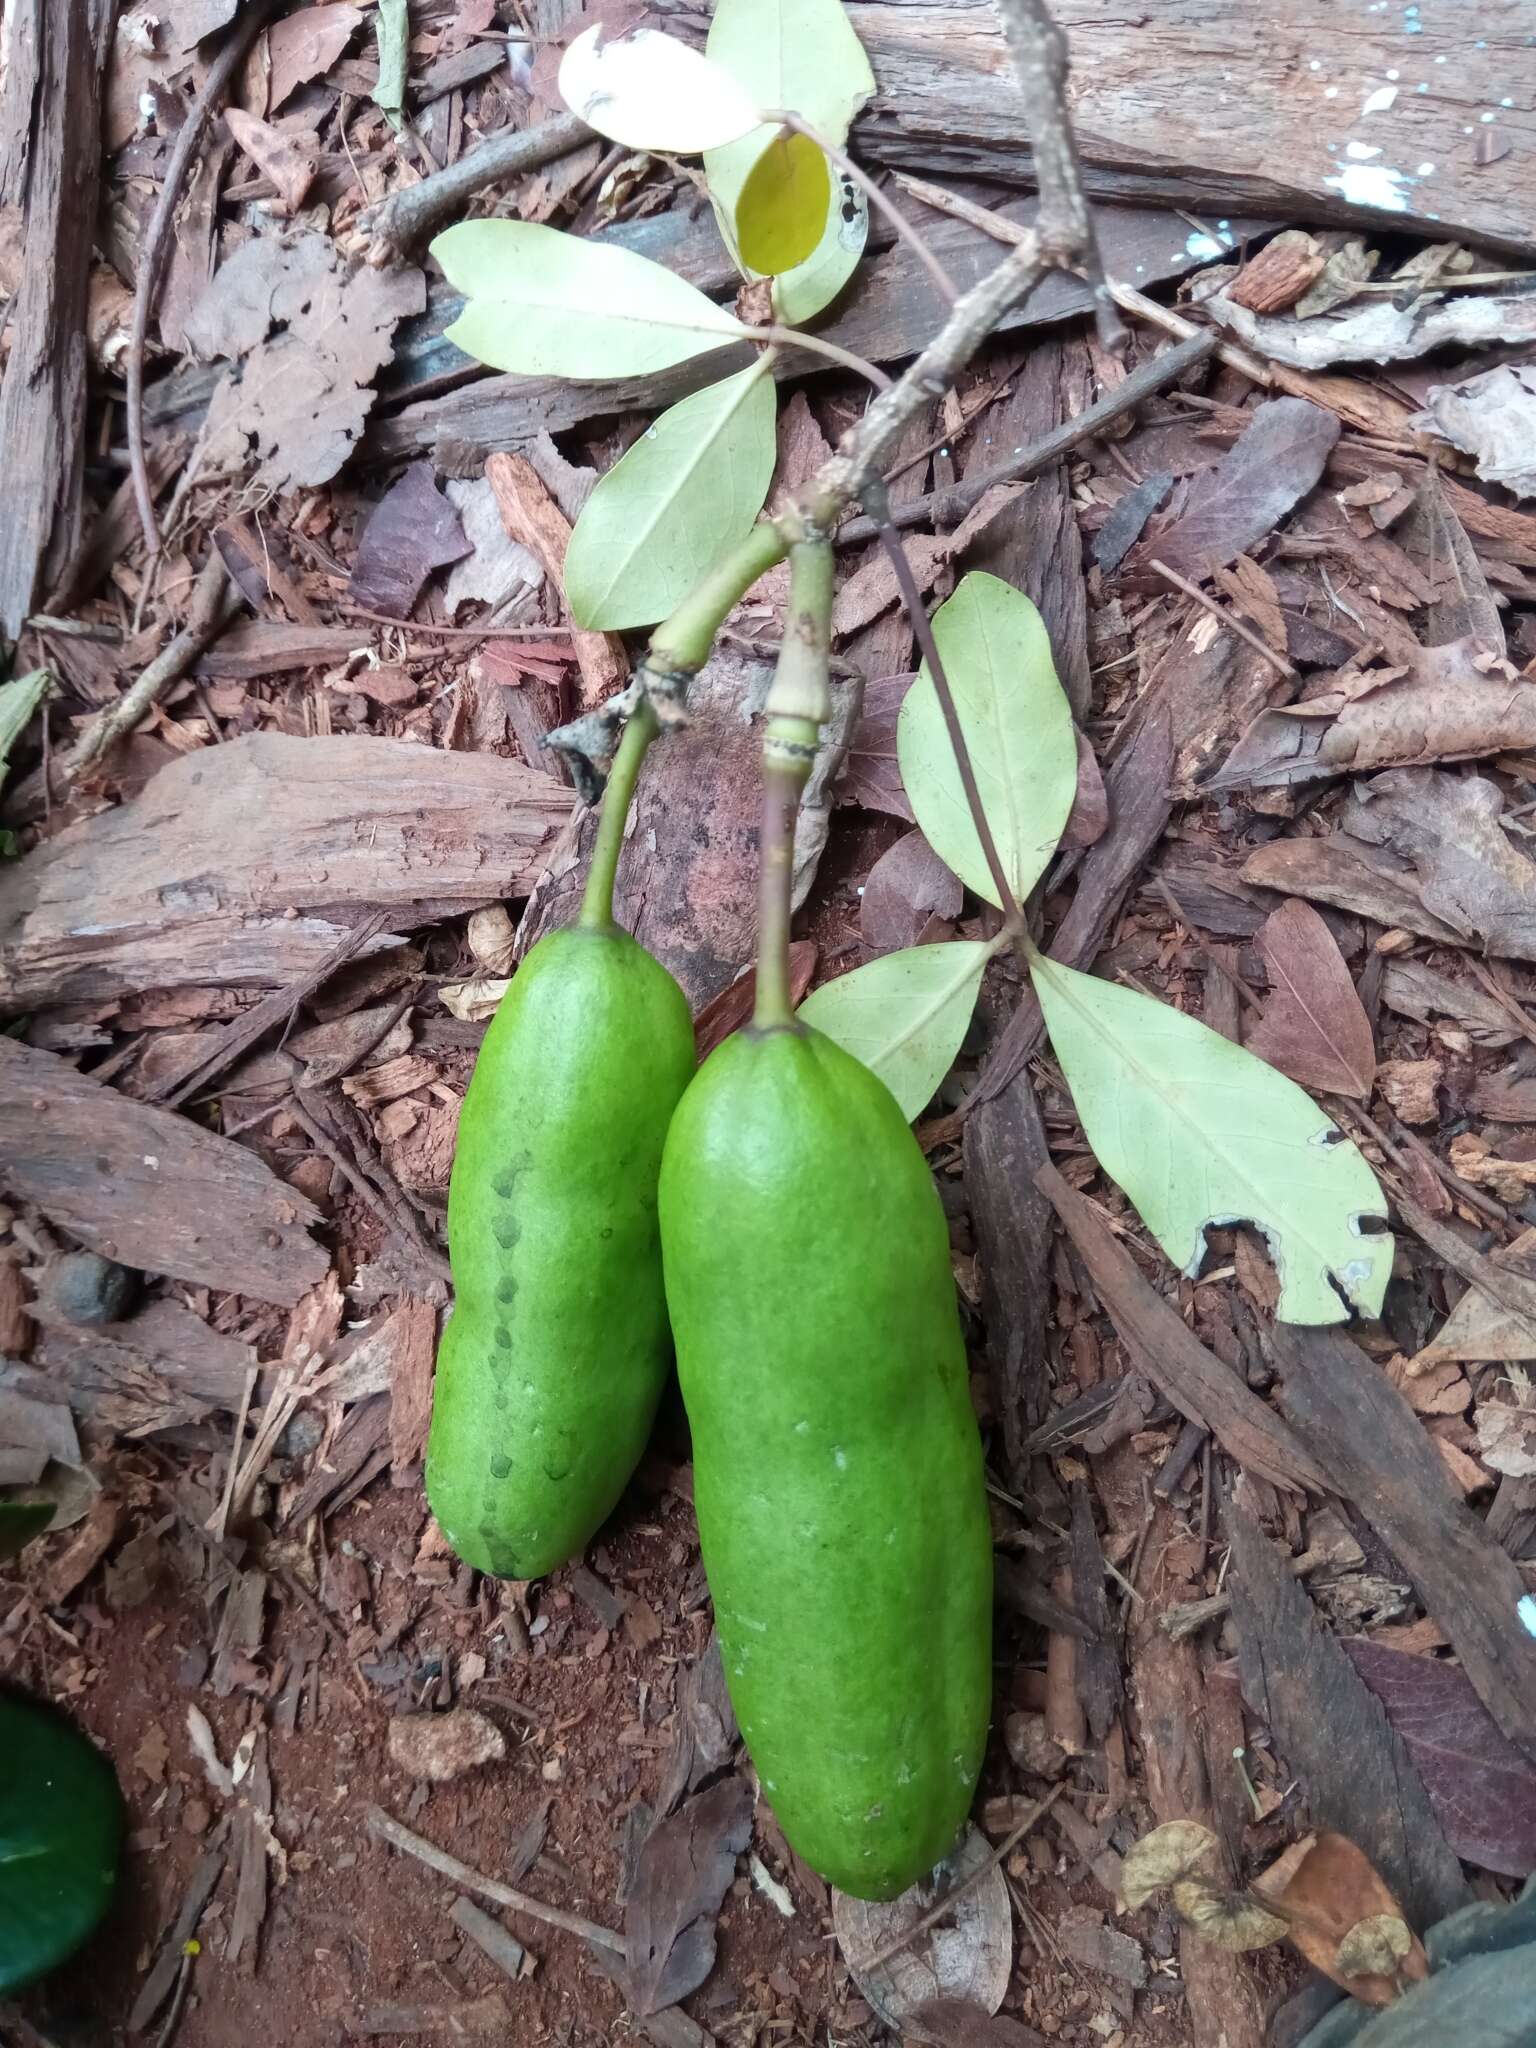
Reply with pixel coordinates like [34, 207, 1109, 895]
[704, 0, 874, 322]
[564, 363, 777, 631]
[735, 131, 832, 275]
[0, 1693, 123, 1993]
[558, 26, 762, 154]
[1030, 955, 1392, 1325]
[897, 574, 1078, 910]
[798, 941, 992, 1120]
[434, 222, 747, 381]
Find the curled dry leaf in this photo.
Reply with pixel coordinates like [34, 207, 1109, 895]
[1336, 1913, 1414, 1982]
[1253, 1830, 1429, 2006]
[833, 1825, 1011, 2028]
[1170, 1878, 1288, 1953]
[1119, 1819, 1217, 1911]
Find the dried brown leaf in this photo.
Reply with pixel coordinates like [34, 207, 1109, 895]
[268, 4, 365, 110]
[184, 235, 424, 494]
[349, 462, 471, 620]
[1245, 898, 1375, 1097]
[1119, 1819, 1216, 1911]
[223, 109, 318, 215]
[860, 830, 963, 951]
[1411, 363, 1536, 503]
[834, 1826, 1011, 2029]
[1129, 397, 1341, 586]
[1252, 1831, 1429, 2006]
[624, 1775, 752, 2016]
[839, 673, 916, 820]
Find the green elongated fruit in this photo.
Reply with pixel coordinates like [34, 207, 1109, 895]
[659, 1022, 993, 1900]
[427, 922, 694, 1578]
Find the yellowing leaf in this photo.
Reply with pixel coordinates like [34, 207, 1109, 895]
[1030, 955, 1392, 1325]
[564, 363, 777, 631]
[433, 221, 747, 381]
[798, 941, 992, 1120]
[558, 26, 761, 154]
[735, 131, 832, 275]
[704, 0, 874, 322]
[1119, 1821, 1218, 1912]
[897, 573, 1078, 910]
[0, 669, 49, 793]
[1171, 1879, 1288, 1953]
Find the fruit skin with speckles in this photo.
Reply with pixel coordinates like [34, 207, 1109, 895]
[426, 925, 694, 1579]
[658, 1023, 992, 1900]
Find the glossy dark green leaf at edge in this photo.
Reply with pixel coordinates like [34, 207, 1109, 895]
[0, 1500, 53, 1563]
[0, 1691, 124, 1994]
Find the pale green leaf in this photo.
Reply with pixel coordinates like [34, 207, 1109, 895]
[0, 670, 48, 793]
[1030, 955, 1392, 1325]
[703, 0, 874, 322]
[434, 221, 747, 380]
[558, 26, 761, 154]
[798, 941, 991, 1120]
[897, 573, 1078, 910]
[772, 171, 867, 323]
[373, 0, 408, 121]
[706, 0, 874, 149]
[736, 131, 832, 275]
[565, 363, 777, 630]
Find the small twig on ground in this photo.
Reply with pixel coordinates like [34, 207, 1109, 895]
[359, 109, 591, 262]
[367, 1805, 626, 1953]
[211, 1363, 260, 1546]
[1149, 559, 1297, 683]
[60, 550, 236, 788]
[127, 0, 285, 553]
[335, 602, 574, 639]
[862, 1784, 1068, 1973]
[837, 329, 1214, 543]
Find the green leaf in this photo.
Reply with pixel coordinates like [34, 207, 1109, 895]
[0, 1500, 53, 1564]
[706, 0, 875, 148]
[798, 941, 992, 1120]
[434, 221, 748, 381]
[897, 573, 1078, 910]
[1030, 954, 1393, 1325]
[564, 363, 777, 631]
[0, 1692, 123, 1994]
[373, 0, 409, 122]
[558, 25, 762, 153]
[703, 0, 874, 322]
[736, 131, 832, 275]
[0, 669, 48, 794]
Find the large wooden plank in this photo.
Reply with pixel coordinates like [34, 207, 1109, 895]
[660, 0, 1536, 255]
[0, 734, 573, 1009]
[0, 1038, 329, 1306]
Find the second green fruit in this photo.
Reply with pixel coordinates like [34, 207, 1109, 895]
[427, 924, 694, 1578]
[659, 1023, 993, 1900]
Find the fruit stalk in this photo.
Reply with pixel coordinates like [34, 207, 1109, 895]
[579, 695, 657, 932]
[754, 535, 833, 1031]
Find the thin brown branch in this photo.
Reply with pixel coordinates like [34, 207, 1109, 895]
[61, 551, 236, 786]
[838, 329, 1215, 544]
[127, 0, 285, 554]
[358, 109, 591, 263]
[1149, 559, 1297, 683]
[992, 0, 1126, 353]
[367, 1806, 626, 1953]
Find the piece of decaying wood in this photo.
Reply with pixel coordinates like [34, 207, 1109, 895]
[485, 453, 625, 708]
[1132, 1504, 1267, 2048]
[1036, 1164, 1327, 1494]
[0, 0, 115, 642]
[1270, 1322, 1536, 1763]
[0, 732, 573, 1011]
[387, 1298, 439, 1480]
[811, 0, 1536, 253]
[1226, 1500, 1471, 1931]
[369, 195, 1272, 461]
[0, 1038, 328, 1307]
[36, 1297, 261, 1435]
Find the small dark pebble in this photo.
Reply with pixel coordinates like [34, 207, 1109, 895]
[45, 1251, 136, 1326]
